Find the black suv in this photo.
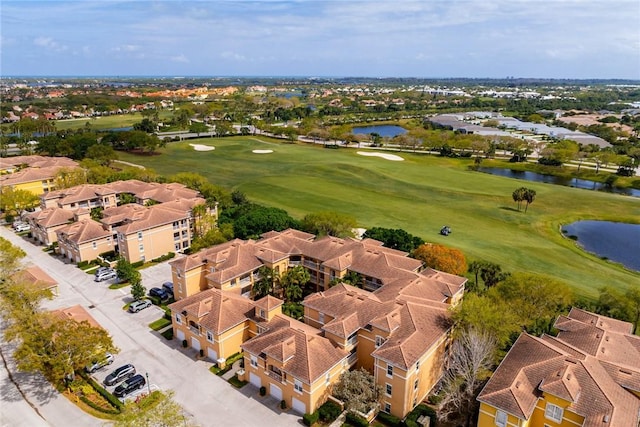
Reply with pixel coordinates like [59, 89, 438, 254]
[104, 364, 136, 386]
[148, 287, 169, 301]
[114, 374, 146, 398]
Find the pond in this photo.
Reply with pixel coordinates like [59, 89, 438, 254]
[562, 221, 640, 272]
[352, 125, 407, 138]
[104, 126, 134, 132]
[478, 167, 640, 198]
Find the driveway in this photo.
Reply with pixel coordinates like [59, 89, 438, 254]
[0, 227, 301, 427]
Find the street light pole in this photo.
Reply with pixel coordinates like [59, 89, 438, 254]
[146, 372, 151, 395]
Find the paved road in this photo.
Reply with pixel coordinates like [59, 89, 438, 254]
[0, 227, 300, 427]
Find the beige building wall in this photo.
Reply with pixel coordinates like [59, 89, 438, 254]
[243, 350, 347, 415]
[59, 236, 115, 264]
[118, 222, 184, 264]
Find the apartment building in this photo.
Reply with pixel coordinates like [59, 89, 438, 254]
[0, 155, 78, 195]
[169, 228, 463, 303]
[25, 206, 77, 246]
[168, 229, 467, 418]
[477, 308, 640, 427]
[55, 199, 204, 264]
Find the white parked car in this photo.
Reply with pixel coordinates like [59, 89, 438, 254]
[14, 223, 31, 233]
[95, 269, 118, 282]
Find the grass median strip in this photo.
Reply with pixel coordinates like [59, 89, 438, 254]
[149, 317, 172, 331]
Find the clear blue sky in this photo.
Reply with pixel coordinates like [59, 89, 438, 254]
[2, 0, 639, 79]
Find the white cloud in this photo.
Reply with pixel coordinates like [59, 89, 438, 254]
[33, 36, 67, 51]
[221, 51, 246, 61]
[170, 54, 189, 63]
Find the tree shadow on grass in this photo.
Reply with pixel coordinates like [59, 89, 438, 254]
[499, 206, 521, 213]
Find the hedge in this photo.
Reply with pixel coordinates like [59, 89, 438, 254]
[131, 260, 144, 268]
[80, 372, 124, 411]
[302, 411, 319, 426]
[345, 412, 369, 427]
[318, 400, 341, 422]
[79, 395, 120, 415]
[151, 252, 175, 263]
[404, 404, 436, 427]
[377, 411, 401, 426]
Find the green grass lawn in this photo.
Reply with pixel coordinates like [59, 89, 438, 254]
[117, 136, 640, 300]
[55, 111, 173, 131]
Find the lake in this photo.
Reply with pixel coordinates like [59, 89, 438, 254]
[478, 167, 640, 198]
[562, 221, 640, 272]
[352, 125, 407, 138]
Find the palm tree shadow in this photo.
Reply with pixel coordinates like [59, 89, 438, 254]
[499, 206, 520, 213]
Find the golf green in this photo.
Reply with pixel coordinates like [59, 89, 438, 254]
[118, 136, 640, 299]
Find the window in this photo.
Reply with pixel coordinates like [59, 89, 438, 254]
[175, 314, 182, 324]
[416, 360, 420, 371]
[294, 379, 303, 393]
[137, 231, 143, 240]
[250, 355, 258, 368]
[139, 243, 144, 252]
[386, 364, 393, 377]
[92, 241, 97, 249]
[326, 373, 330, 385]
[259, 309, 266, 319]
[206, 331, 213, 342]
[174, 232, 180, 240]
[544, 403, 563, 423]
[318, 312, 325, 324]
[175, 243, 181, 252]
[414, 379, 419, 390]
[375, 336, 385, 348]
[495, 410, 507, 427]
[385, 383, 392, 396]
[383, 403, 391, 413]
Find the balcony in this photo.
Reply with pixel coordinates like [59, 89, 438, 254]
[239, 276, 252, 287]
[288, 260, 301, 266]
[303, 260, 319, 270]
[189, 324, 200, 335]
[347, 352, 358, 366]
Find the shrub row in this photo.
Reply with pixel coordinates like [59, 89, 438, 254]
[404, 404, 437, 427]
[302, 411, 319, 426]
[80, 372, 124, 411]
[318, 400, 342, 422]
[151, 252, 175, 263]
[345, 412, 369, 427]
[79, 395, 120, 415]
[131, 260, 144, 268]
[377, 411, 402, 426]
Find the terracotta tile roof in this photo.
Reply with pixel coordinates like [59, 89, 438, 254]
[56, 219, 112, 244]
[0, 155, 77, 171]
[26, 207, 75, 228]
[241, 315, 348, 383]
[100, 204, 147, 227]
[11, 265, 57, 291]
[115, 204, 189, 235]
[50, 304, 101, 328]
[254, 295, 283, 312]
[168, 288, 255, 334]
[373, 268, 466, 303]
[0, 166, 63, 186]
[478, 311, 640, 427]
[371, 301, 452, 369]
[44, 184, 116, 205]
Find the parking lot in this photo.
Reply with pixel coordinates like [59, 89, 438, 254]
[1, 227, 300, 427]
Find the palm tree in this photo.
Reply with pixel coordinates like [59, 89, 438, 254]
[512, 187, 527, 211]
[253, 266, 278, 299]
[523, 188, 536, 213]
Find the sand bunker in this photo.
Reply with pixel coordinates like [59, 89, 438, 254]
[252, 149, 274, 154]
[356, 151, 404, 161]
[189, 144, 215, 151]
